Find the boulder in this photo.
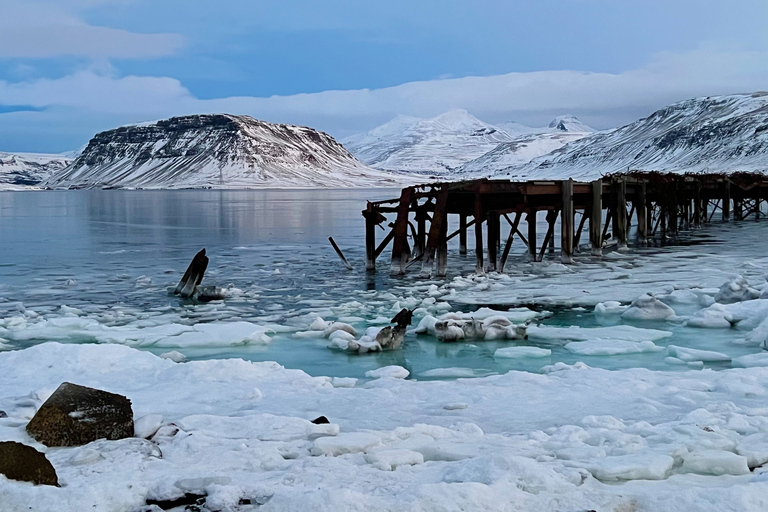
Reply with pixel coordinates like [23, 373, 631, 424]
[26, 382, 134, 447]
[0, 441, 58, 486]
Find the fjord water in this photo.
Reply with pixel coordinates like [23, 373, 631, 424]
[0, 190, 764, 379]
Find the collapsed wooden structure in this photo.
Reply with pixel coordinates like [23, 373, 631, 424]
[362, 173, 768, 276]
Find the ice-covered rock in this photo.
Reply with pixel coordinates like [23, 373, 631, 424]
[621, 294, 675, 321]
[715, 276, 760, 304]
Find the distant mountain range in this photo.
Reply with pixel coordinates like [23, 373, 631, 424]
[0, 152, 72, 190]
[43, 114, 406, 189]
[342, 110, 593, 177]
[513, 92, 768, 181]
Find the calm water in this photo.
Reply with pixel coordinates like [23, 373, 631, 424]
[0, 190, 762, 379]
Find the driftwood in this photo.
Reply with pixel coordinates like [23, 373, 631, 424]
[174, 248, 209, 298]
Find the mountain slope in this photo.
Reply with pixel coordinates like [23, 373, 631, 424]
[342, 110, 517, 175]
[517, 93, 768, 181]
[44, 114, 406, 189]
[0, 152, 72, 189]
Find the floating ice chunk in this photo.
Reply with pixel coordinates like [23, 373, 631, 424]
[715, 275, 760, 304]
[747, 317, 768, 348]
[528, 324, 672, 343]
[365, 366, 409, 379]
[667, 345, 731, 362]
[159, 351, 186, 363]
[681, 450, 750, 476]
[134, 413, 163, 439]
[494, 346, 551, 358]
[417, 441, 478, 462]
[443, 403, 469, 410]
[594, 301, 628, 326]
[666, 289, 700, 304]
[293, 330, 325, 339]
[311, 432, 381, 456]
[584, 453, 674, 481]
[434, 321, 465, 342]
[541, 361, 589, 374]
[731, 352, 768, 368]
[328, 330, 356, 342]
[419, 368, 492, 378]
[564, 339, 663, 356]
[555, 445, 606, 461]
[621, 294, 675, 321]
[323, 322, 358, 338]
[686, 303, 734, 328]
[364, 449, 424, 470]
[309, 317, 328, 331]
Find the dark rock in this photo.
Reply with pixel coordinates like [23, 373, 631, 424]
[145, 492, 206, 511]
[26, 382, 134, 447]
[0, 441, 58, 486]
[311, 416, 330, 424]
[0, 410, 6, 418]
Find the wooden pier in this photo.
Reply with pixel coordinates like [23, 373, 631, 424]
[362, 173, 768, 276]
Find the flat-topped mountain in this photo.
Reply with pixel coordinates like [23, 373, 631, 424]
[516, 93, 768, 181]
[44, 114, 403, 189]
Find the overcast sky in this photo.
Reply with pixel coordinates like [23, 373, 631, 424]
[1, 0, 768, 152]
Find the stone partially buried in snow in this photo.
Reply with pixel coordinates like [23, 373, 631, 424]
[0, 441, 58, 486]
[26, 382, 134, 447]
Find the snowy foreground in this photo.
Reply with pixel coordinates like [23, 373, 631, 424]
[2, 339, 768, 510]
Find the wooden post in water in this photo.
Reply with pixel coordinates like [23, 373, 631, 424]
[615, 177, 628, 248]
[668, 182, 678, 236]
[474, 192, 484, 274]
[693, 182, 702, 228]
[436, 215, 448, 277]
[420, 186, 448, 276]
[415, 208, 427, 258]
[589, 179, 603, 256]
[390, 187, 412, 275]
[636, 181, 647, 242]
[459, 213, 468, 255]
[734, 196, 743, 221]
[487, 212, 498, 271]
[528, 209, 538, 262]
[723, 180, 731, 221]
[365, 209, 377, 270]
[561, 179, 574, 264]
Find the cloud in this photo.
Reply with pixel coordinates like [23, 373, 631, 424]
[0, 1, 184, 59]
[2, 43, 768, 151]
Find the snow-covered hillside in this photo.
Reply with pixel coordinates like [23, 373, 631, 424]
[457, 131, 589, 177]
[44, 114, 406, 189]
[518, 93, 768, 181]
[0, 152, 72, 190]
[342, 110, 518, 176]
[343, 110, 594, 177]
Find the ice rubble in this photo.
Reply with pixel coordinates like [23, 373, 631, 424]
[3, 343, 768, 511]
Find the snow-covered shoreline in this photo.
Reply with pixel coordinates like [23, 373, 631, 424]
[3, 342, 768, 511]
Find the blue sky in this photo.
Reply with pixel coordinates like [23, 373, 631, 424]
[1, 0, 768, 152]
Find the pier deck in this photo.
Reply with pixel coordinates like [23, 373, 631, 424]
[363, 173, 768, 276]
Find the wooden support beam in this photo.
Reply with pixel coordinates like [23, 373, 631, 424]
[420, 186, 449, 276]
[499, 211, 522, 272]
[723, 180, 731, 221]
[693, 182, 702, 228]
[459, 213, 468, 255]
[487, 212, 499, 271]
[589, 179, 603, 256]
[436, 214, 448, 277]
[573, 210, 588, 250]
[503, 213, 529, 246]
[615, 177, 628, 248]
[539, 210, 558, 262]
[390, 187, 413, 275]
[415, 208, 427, 258]
[528, 209, 538, 262]
[365, 211, 376, 270]
[374, 227, 395, 259]
[448, 218, 476, 242]
[561, 179, 574, 264]
[636, 181, 647, 242]
[475, 192, 485, 274]
[602, 206, 613, 246]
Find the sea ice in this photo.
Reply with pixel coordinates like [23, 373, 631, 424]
[681, 450, 750, 476]
[621, 293, 676, 321]
[564, 339, 663, 356]
[493, 347, 552, 358]
[365, 366, 409, 379]
[667, 345, 731, 362]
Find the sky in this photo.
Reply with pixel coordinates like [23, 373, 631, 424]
[1, 0, 768, 152]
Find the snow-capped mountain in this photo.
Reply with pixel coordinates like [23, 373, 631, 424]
[517, 93, 768, 181]
[0, 152, 72, 189]
[496, 115, 594, 136]
[44, 114, 406, 189]
[342, 110, 517, 176]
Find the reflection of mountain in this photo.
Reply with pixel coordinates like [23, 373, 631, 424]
[45, 114, 404, 189]
[0, 152, 72, 189]
[343, 110, 593, 177]
[517, 93, 768, 180]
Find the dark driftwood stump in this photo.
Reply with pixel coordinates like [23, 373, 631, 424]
[174, 248, 209, 298]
